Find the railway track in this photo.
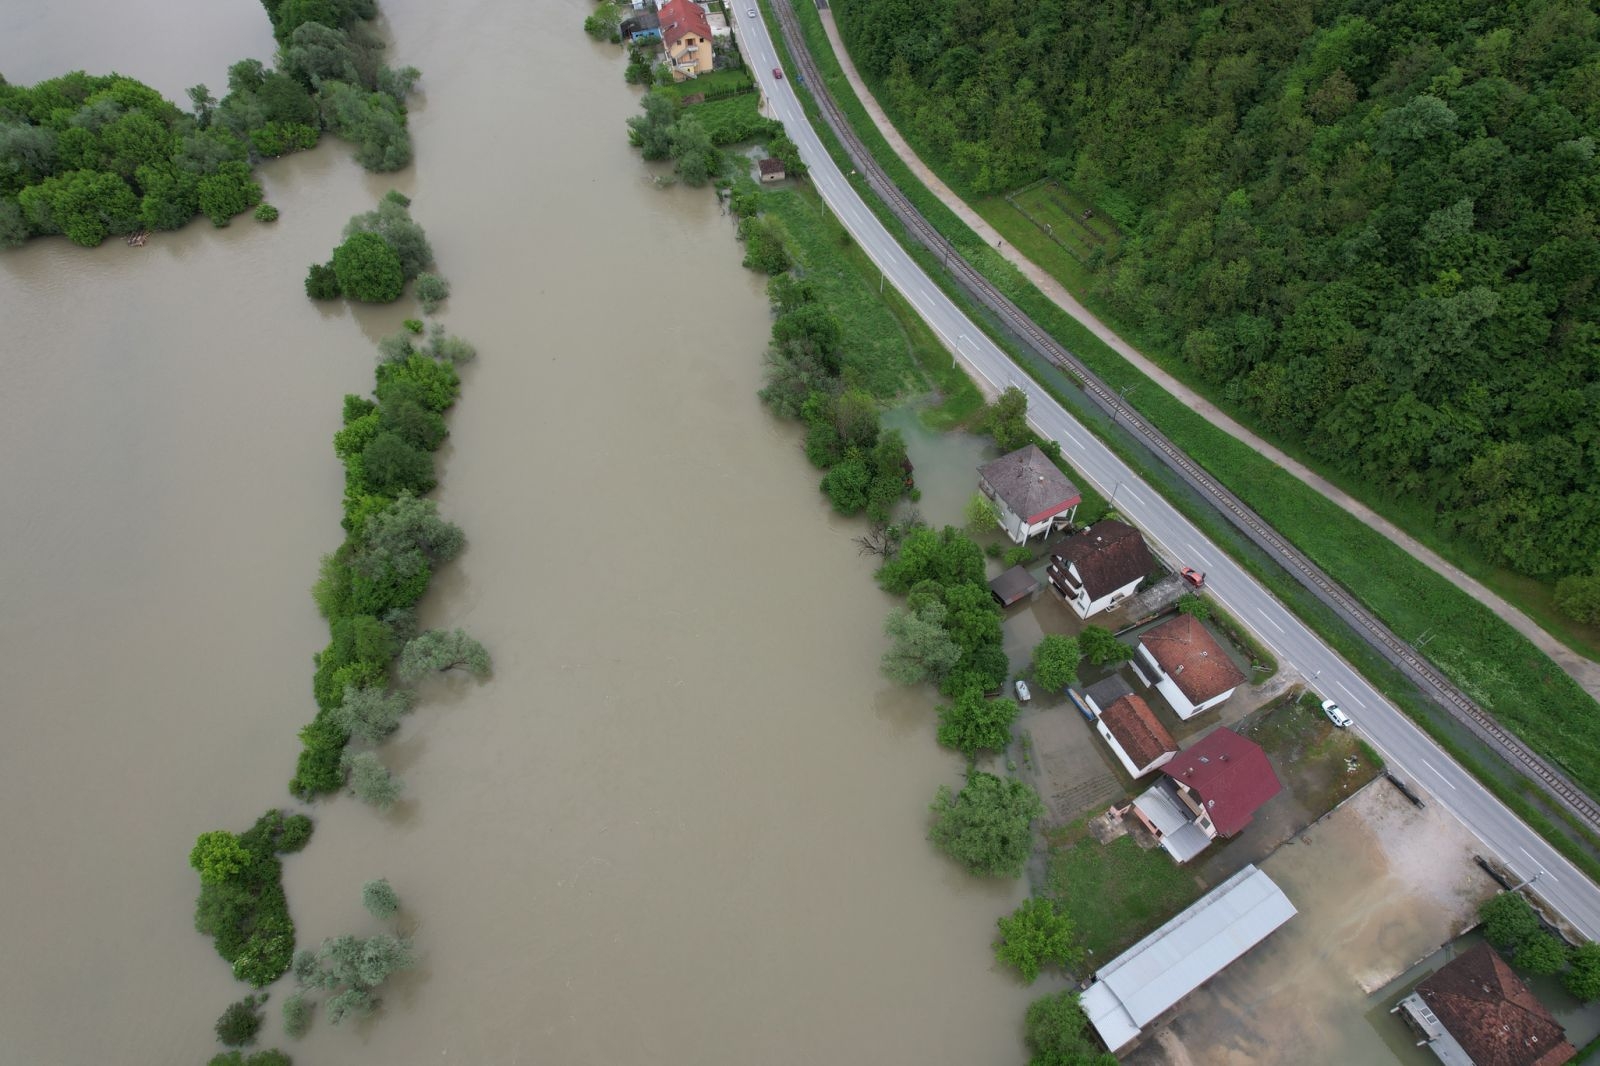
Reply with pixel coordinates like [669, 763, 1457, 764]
[767, 0, 1600, 832]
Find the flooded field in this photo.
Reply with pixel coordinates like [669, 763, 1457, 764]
[0, 1, 1043, 1062]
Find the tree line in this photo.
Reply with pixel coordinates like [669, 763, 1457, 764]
[833, 0, 1600, 592]
[0, 0, 420, 247]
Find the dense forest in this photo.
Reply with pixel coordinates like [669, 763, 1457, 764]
[0, 0, 417, 247]
[833, 0, 1600, 585]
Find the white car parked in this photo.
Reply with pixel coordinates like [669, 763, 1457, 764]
[1014, 679, 1032, 703]
[1320, 699, 1353, 728]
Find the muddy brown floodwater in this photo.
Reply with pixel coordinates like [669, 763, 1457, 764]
[0, 0, 1041, 1062]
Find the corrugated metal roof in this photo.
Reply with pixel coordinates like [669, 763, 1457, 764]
[1083, 865, 1296, 1050]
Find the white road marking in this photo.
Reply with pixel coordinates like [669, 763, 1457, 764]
[1421, 760, 1457, 789]
[1256, 609, 1285, 634]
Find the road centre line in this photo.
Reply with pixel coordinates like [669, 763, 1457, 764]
[1421, 760, 1458, 789]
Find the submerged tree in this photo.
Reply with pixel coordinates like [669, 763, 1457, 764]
[362, 878, 401, 920]
[345, 752, 404, 811]
[397, 629, 491, 682]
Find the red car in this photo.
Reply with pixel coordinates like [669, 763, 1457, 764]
[773, 67, 783, 79]
[1180, 567, 1205, 589]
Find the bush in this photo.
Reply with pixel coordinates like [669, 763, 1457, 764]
[415, 272, 450, 313]
[215, 995, 265, 1046]
[362, 878, 400, 919]
[254, 203, 279, 222]
[305, 261, 341, 300]
[1515, 932, 1570, 976]
[1555, 572, 1600, 625]
[346, 751, 403, 810]
[1176, 593, 1211, 619]
[936, 688, 1020, 758]
[994, 897, 1081, 983]
[332, 232, 405, 302]
[191, 831, 252, 886]
[282, 991, 313, 1038]
[398, 628, 492, 681]
[1031, 635, 1079, 693]
[403, 317, 423, 334]
[1079, 625, 1133, 665]
[277, 814, 314, 853]
[197, 161, 263, 226]
[1002, 545, 1033, 567]
[1565, 942, 1600, 1001]
[1024, 991, 1111, 1065]
[1481, 892, 1541, 949]
[928, 772, 1043, 878]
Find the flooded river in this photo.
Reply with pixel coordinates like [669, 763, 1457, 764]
[0, 1, 1037, 1062]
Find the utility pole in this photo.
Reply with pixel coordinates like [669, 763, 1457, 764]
[1111, 382, 1137, 425]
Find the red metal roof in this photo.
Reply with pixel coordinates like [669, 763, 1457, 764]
[1161, 728, 1281, 837]
[659, 0, 712, 49]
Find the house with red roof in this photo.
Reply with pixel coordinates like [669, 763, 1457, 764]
[1135, 612, 1247, 719]
[659, 0, 714, 80]
[1396, 941, 1575, 1066]
[1130, 727, 1282, 863]
[976, 444, 1081, 545]
[1095, 693, 1179, 778]
[1048, 519, 1156, 618]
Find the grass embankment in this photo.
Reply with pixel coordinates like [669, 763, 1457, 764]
[764, 0, 1600, 879]
[758, 181, 980, 419]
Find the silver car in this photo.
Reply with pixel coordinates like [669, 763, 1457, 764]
[1320, 699, 1352, 728]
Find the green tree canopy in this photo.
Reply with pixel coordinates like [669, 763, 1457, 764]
[190, 830, 252, 886]
[1480, 891, 1541, 949]
[1023, 990, 1118, 1066]
[995, 897, 1082, 984]
[1031, 634, 1080, 692]
[937, 687, 1021, 757]
[1079, 625, 1133, 665]
[881, 599, 962, 685]
[332, 230, 405, 302]
[928, 771, 1044, 878]
[397, 628, 492, 682]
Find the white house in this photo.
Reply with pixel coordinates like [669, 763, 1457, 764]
[1135, 613, 1247, 720]
[1047, 520, 1156, 618]
[976, 444, 1081, 545]
[1095, 693, 1179, 779]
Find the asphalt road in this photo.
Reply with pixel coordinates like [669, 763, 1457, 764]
[733, 15, 1600, 936]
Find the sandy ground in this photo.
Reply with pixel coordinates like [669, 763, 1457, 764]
[1122, 782, 1498, 1066]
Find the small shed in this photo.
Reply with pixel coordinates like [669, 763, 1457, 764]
[988, 565, 1039, 608]
[758, 157, 786, 183]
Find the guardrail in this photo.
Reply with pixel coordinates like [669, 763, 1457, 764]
[767, 0, 1600, 832]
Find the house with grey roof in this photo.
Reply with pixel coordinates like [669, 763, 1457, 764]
[976, 444, 1081, 545]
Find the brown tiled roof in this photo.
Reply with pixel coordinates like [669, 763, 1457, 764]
[977, 445, 1081, 524]
[758, 158, 785, 176]
[1417, 943, 1575, 1066]
[1099, 694, 1177, 771]
[659, 0, 712, 49]
[1051, 520, 1156, 599]
[1139, 613, 1246, 706]
[1162, 728, 1281, 836]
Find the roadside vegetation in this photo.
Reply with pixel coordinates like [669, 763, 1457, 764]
[0, 0, 420, 248]
[1482, 890, 1600, 999]
[832, 0, 1600, 609]
[762, 0, 1600, 884]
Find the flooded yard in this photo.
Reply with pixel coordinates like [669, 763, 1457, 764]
[1123, 782, 1500, 1065]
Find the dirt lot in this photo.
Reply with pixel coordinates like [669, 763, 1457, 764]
[1123, 782, 1499, 1066]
